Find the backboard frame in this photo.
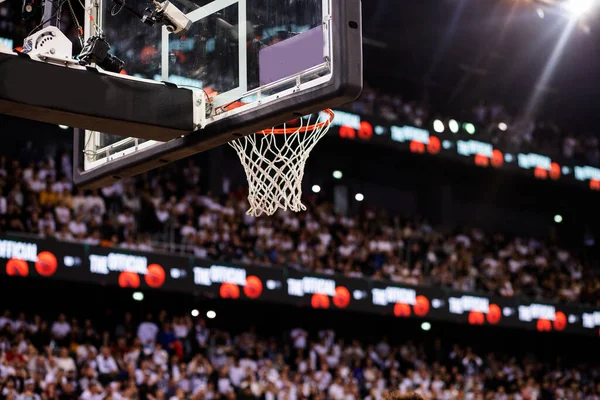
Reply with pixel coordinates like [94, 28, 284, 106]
[73, 0, 362, 189]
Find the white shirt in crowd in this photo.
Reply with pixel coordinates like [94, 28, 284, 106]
[51, 180, 71, 194]
[28, 179, 46, 193]
[455, 234, 471, 248]
[117, 212, 135, 226]
[217, 376, 232, 394]
[228, 364, 245, 387]
[181, 225, 197, 239]
[96, 354, 119, 374]
[68, 220, 87, 236]
[137, 321, 159, 345]
[338, 244, 355, 258]
[198, 213, 213, 227]
[18, 392, 42, 400]
[369, 239, 393, 253]
[195, 325, 209, 347]
[328, 381, 345, 400]
[0, 316, 13, 329]
[54, 205, 71, 225]
[173, 323, 188, 339]
[80, 389, 104, 400]
[51, 321, 71, 338]
[56, 356, 76, 372]
[87, 195, 106, 215]
[153, 347, 169, 368]
[156, 208, 170, 223]
[314, 368, 332, 391]
[290, 328, 308, 349]
[314, 342, 328, 356]
[239, 357, 257, 373]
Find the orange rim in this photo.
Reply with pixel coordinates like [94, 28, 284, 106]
[257, 109, 335, 135]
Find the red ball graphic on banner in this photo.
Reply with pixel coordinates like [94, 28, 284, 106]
[311, 293, 330, 309]
[118, 271, 140, 288]
[358, 121, 373, 140]
[394, 303, 411, 317]
[413, 296, 430, 316]
[219, 283, 240, 299]
[474, 154, 489, 167]
[145, 264, 165, 288]
[427, 136, 441, 155]
[6, 258, 28, 277]
[537, 318, 552, 332]
[534, 167, 548, 180]
[35, 251, 57, 277]
[468, 311, 485, 325]
[553, 312, 567, 331]
[491, 150, 504, 168]
[410, 141, 426, 154]
[244, 276, 263, 299]
[333, 286, 350, 308]
[339, 125, 356, 139]
[549, 162, 561, 180]
[487, 304, 501, 324]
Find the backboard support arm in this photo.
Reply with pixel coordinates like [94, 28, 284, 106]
[42, 0, 60, 29]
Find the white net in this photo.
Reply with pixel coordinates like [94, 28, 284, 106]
[229, 110, 334, 217]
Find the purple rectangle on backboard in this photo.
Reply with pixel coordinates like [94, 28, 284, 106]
[259, 27, 325, 86]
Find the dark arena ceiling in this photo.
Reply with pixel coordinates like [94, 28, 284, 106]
[361, 0, 600, 127]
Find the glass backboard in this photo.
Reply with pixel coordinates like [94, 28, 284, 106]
[75, 0, 362, 188]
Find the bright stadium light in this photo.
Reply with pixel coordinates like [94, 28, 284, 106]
[449, 119, 459, 134]
[206, 310, 216, 319]
[498, 122, 508, 131]
[132, 292, 144, 301]
[421, 322, 431, 331]
[312, 185, 321, 193]
[433, 119, 445, 133]
[355, 193, 364, 202]
[333, 170, 343, 179]
[58, 125, 70, 130]
[191, 309, 199, 317]
[554, 214, 563, 223]
[463, 122, 476, 135]
[565, 0, 593, 15]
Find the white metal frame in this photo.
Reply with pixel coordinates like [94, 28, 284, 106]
[82, 0, 334, 173]
[162, 0, 248, 107]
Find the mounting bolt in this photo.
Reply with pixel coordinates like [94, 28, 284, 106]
[196, 99, 201, 106]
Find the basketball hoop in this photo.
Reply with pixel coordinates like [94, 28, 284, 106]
[229, 109, 335, 217]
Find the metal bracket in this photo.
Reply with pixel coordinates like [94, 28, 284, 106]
[192, 89, 207, 130]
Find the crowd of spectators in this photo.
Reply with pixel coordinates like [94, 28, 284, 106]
[347, 84, 600, 167]
[0, 309, 598, 400]
[0, 152, 598, 307]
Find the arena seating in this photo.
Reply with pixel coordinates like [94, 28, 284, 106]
[0, 308, 598, 399]
[0, 154, 597, 306]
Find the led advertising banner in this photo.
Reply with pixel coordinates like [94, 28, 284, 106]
[285, 269, 371, 312]
[327, 109, 600, 191]
[0, 236, 85, 281]
[370, 281, 451, 322]
[86, 245, 190, 292]
[1, 235, 597, 336]
[190, 261, 287, 303]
